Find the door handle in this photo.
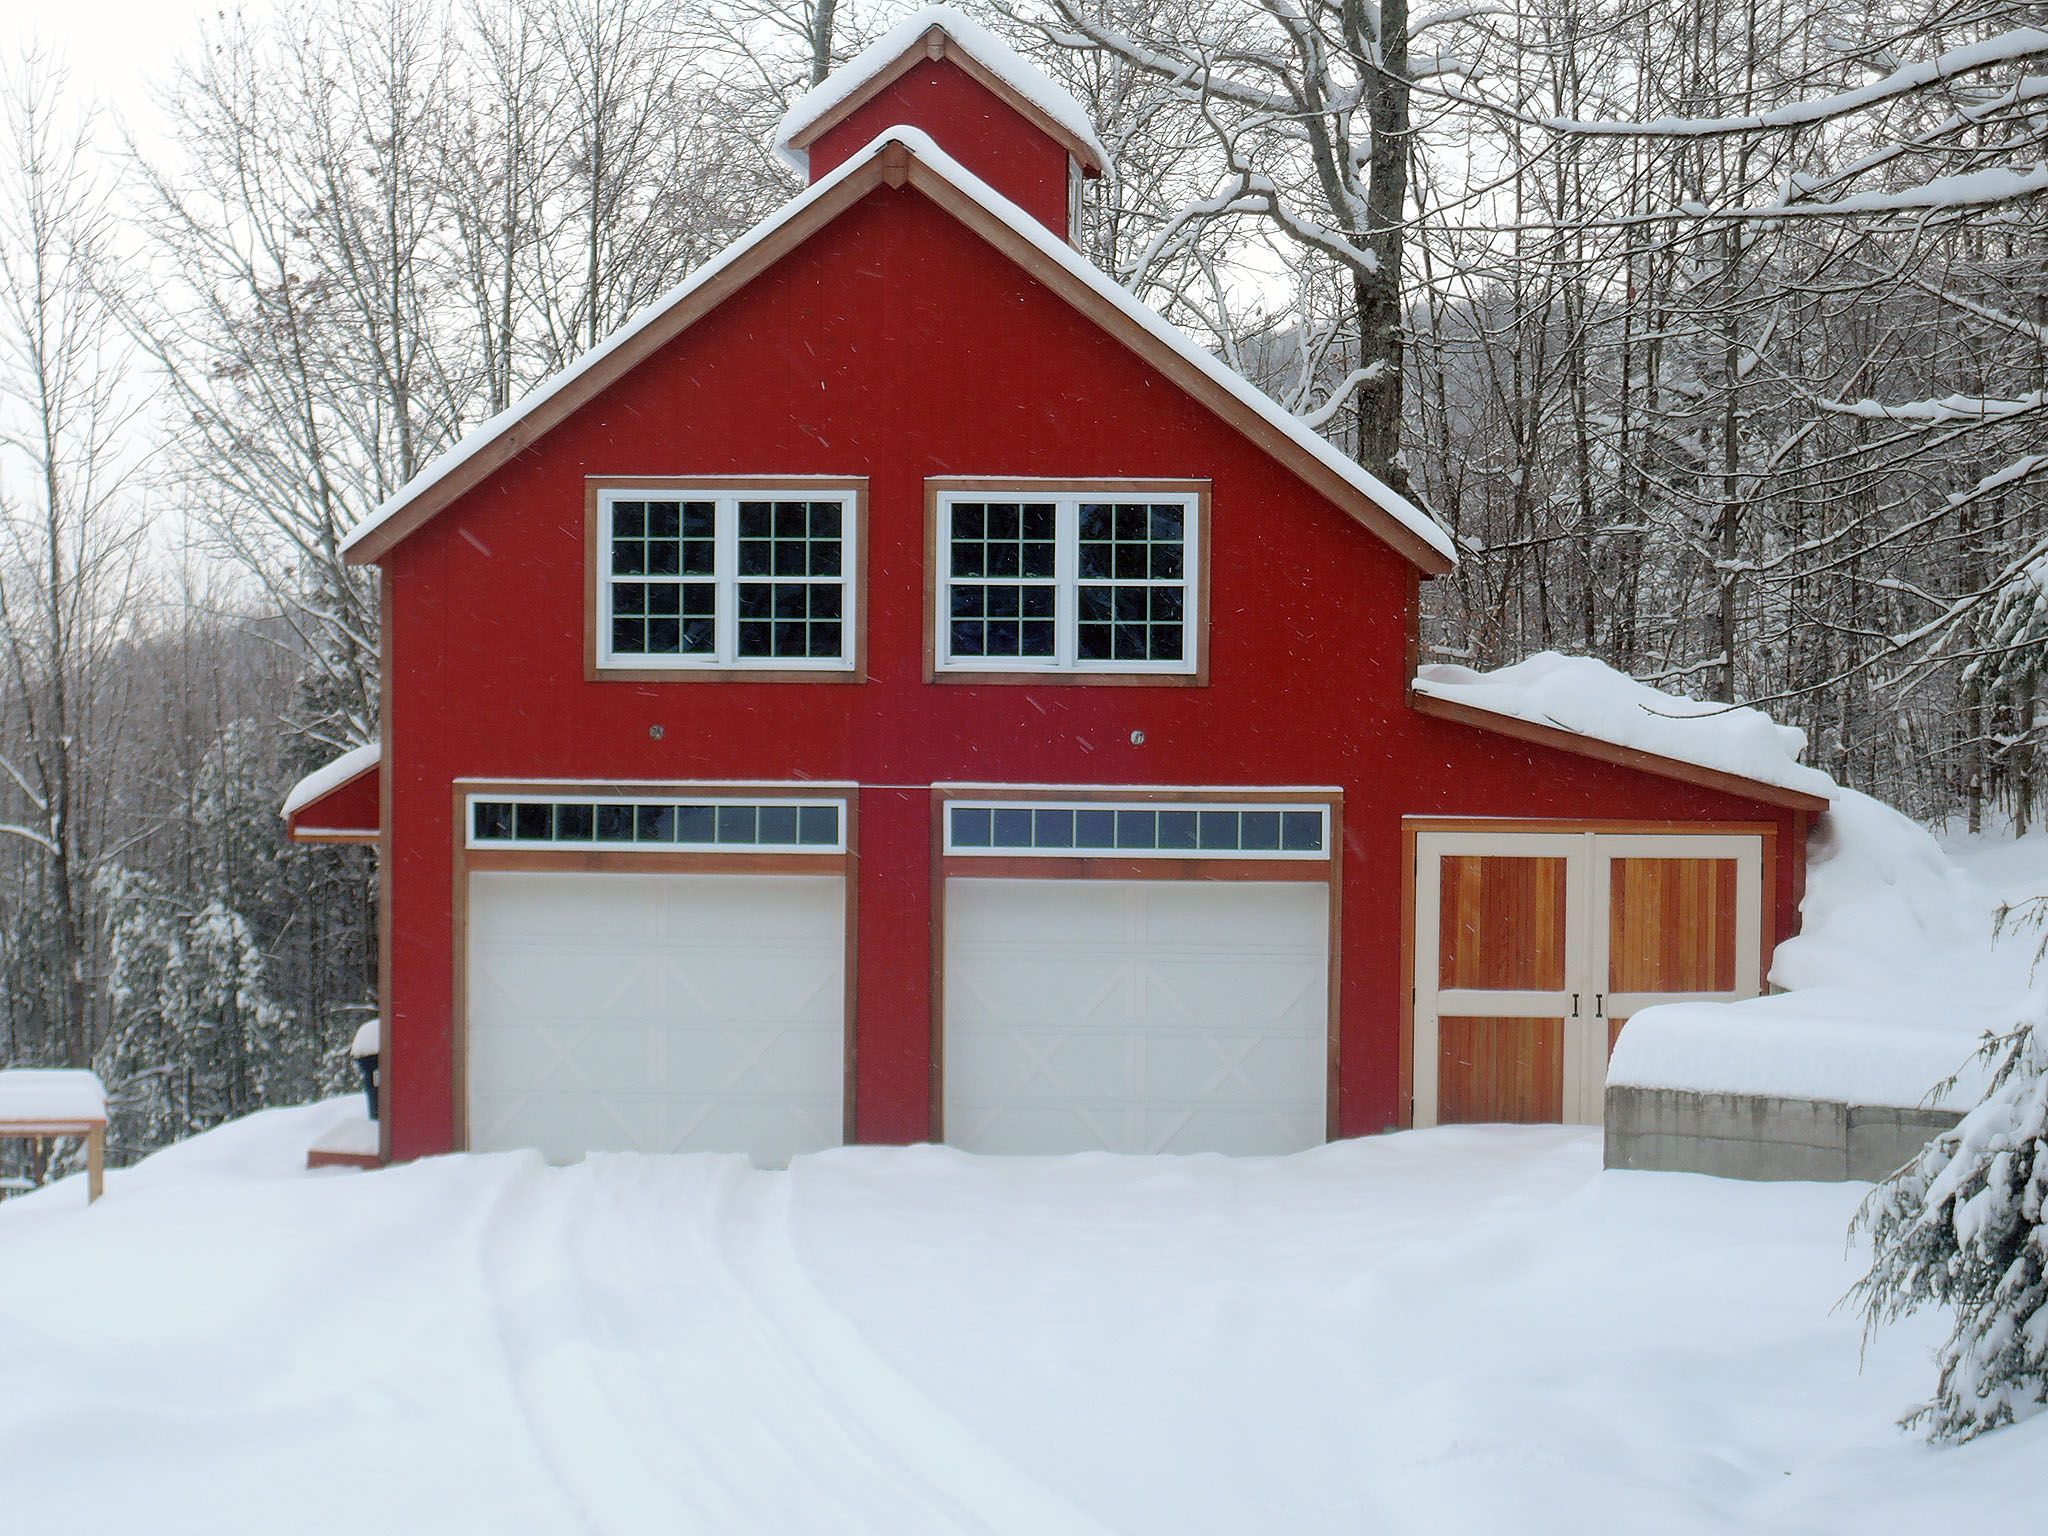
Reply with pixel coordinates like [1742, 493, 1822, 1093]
[1571, 994, 1580, 1017]
[1595, 994, 1605, 1018]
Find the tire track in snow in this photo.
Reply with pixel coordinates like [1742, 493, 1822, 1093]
[475, 1154, 1116, 1536]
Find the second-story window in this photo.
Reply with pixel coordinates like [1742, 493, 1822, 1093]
[934, 484, 1203, 677]
[597, 485, 857, 672]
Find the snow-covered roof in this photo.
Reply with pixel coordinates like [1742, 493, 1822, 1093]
[341, 126, 1455, 568]
[1414, 652, 1838, 802]
[0, 1069, 107, 1125]
[281, 742, 381, 820]
[774, 6, 1109, 177]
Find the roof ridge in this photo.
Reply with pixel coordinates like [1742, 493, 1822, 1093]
[341, 126, 1454, 570]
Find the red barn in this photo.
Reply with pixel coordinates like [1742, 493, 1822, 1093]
[287, 7, 1828, 1166]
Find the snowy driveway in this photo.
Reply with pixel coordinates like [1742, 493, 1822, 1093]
[0, 1101, 2037, 1534]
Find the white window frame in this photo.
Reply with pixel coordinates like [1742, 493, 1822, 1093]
[932, 488, 1201, 677]
[943, 798, 1328, 860]
[465, 793, 849, 853]
[596, 487, 857, 672]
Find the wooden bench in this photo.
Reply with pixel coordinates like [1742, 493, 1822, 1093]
[0, 1070, 108, 1203]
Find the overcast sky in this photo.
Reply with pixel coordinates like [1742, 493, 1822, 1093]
[14, 0, 254, 153]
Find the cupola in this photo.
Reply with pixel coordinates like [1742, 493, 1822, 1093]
[774, 6, 1107, 243]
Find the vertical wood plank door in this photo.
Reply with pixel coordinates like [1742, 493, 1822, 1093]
[1413, 829, 1765, 1128]
[1436, 1016, 1565, 1123]
[1596, 835, 1763, 1063]
[1413, 833, 1587, 1128]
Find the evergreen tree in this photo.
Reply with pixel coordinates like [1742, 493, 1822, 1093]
[1854, 955, 2048, 1441]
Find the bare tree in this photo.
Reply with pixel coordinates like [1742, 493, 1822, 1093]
[0, 47, 146, 1069]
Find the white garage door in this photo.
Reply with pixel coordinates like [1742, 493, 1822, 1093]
[466, 871, 844, 1165]
[943, 879, 1329, 1156]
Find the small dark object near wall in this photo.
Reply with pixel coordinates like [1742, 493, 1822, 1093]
[357, 1054, 379, 1122]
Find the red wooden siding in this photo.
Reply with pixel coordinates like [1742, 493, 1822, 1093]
[287, 764, 381, 842]
[377, 181, 1810, 1160]
[805, 60, 1074, 234]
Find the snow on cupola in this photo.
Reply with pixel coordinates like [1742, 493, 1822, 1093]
[775, 5, 1107, 241]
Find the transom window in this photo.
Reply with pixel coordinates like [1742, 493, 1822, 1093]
[468, 795, 844, 852]
[944, 800, 1326, 859]
[599, 488, 854, 670]
[936, 488, 1200, 674]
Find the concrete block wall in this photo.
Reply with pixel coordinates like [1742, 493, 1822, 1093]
[1605, 1085, 1960, 1183]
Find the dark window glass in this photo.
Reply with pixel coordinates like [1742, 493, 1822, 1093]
[1073, 808, 1115, 848]
[992, 807, 1034, 847]
[948, 500, 1055, 663]
[596, 804, 634, 842]
[474, 802, 514, 840]
[1115, 809, 1157, 849]
[716, 805, 756, 844]
[757, 804, 799, 845]
[555, 804, 594, 841]
[798, 805, 839, 846]
[1032, 808, 1075, 848]
[515, 803, 552, 841]
[634, 805, 674, 842]
[952, 806, 993, 848]
[1240, 810, 1281, 851]
[1157, 809, 1199, 850]
[1281, 810, 1323, 852]
[1198, 810, 1238, 850]
[674, 805, 716, 843]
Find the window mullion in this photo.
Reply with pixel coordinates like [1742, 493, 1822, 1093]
[716, 496, 738, 664]
[1056, 497, 1078, 669]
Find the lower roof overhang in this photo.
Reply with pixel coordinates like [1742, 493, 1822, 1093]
[1409, 689, 1833, 814]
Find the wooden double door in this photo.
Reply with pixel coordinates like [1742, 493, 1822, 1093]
[1412, 829, 1764, 1126]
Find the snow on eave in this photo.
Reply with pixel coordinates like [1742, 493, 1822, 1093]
[281, 742, 381, 820]
[774, 5, 1110, 177]
[1412, 653, 1838, 802]
[342, 127, 1455, 568]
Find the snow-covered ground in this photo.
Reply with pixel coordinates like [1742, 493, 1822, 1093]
[2, 1100, 2041, 1534]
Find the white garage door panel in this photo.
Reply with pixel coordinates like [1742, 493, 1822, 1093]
[468, 872, 843, 1165]
[945, 879, 1329, 1156]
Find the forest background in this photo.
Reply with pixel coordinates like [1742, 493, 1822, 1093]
[1, 0, 2042, 1160]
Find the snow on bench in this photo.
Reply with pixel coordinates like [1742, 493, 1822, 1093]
[0, 1069, 109, 1203]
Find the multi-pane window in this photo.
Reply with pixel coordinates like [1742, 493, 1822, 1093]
[599, 488, 855, 669]
[1077, 501, 1185, 663]
[948, 500, 1057, 659]
[936, 488, 1199, 674]
[468, 795, 845, 852]
[944, 799, 1327, 859]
